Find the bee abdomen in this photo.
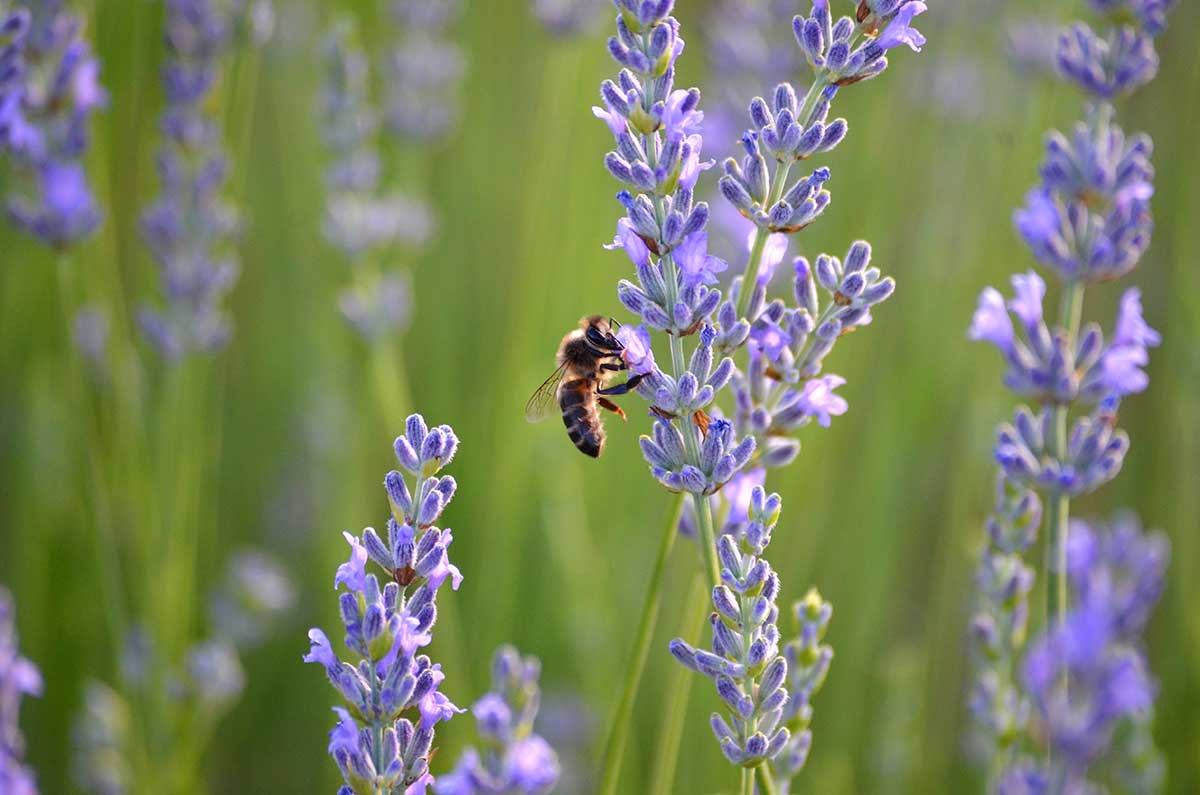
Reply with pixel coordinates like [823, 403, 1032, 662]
[560, 379, 604, 458]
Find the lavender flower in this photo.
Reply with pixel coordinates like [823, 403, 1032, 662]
[386, 0, 466, 142]
[435, 646, 561, 795]
[1, 0, 104, 247]
[304, 414, 465, 795]
[967, 477, 1041, 763]
[321, 20, 429, 341]
[1020, 518, 1167, 785]
[669, 486, 791, 769]
[137, 0, 241, 360]
[771, 588, 834, 790]
[0, 588, 40, 795]
[1057, 23, 1158, 98]
[967, 0, 1173, 788]
[594, 4, 920, 792]
[791, 0, 927, 87]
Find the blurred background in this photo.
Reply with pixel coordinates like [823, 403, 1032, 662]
[1, 0, 1197, 793]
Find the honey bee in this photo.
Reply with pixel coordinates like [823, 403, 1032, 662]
[525, 315, 645, 458]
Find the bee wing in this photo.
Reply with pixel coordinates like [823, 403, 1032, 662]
[525, 362, 569, 423]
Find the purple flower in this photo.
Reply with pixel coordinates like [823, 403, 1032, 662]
[1013, 189, 1061, 251]
[328, 707, 359, 756]
[303, 628, 339, 670]
[677, 134, 713, 192]
[876, 2, 928, 52]
[604, 217, 650, 268]
[757, 232, 789, 286]
[306, 414, 465, 794]
[969, 288, 1015, 355]
[663, 89, 704, 137]
[797, 375, 848, 427]
[674, 231, 728, 287]
[750, 320, 792, 362]
[436, 646, 560, 794]
[1099, 288, 1160, 397]
[507, 736, 560, 792]
[1008, 271, 1045, 331]
[334, 531, 368, 592]
[591, 99, 626, 138]
[617, 324, 656, 375]
[419, 687, 465, 730]
[139, 0, 241, 359]
[1023, 605, 1155, 771]
[2, 2, 105, 248]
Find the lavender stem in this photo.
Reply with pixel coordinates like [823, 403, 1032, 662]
[598, 492, 687, 795]
[1044, 281, 1084, 632]
[648, 572, 708, 795]
[735, 159, 792, 320]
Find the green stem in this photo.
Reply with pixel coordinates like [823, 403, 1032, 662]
[1043, 282, 1084, 631]
[648, 572, 708, 795]
[598, 493, 686, 795]
[54, 254, 128, 663]
[758, 766, 780, 795]
[741, 767, 753, 795]
[735, 160, 793, 320]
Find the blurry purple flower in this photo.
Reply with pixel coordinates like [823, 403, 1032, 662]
[663, 89, 704, 137]
[796, 375, 848, 427]
[750, 320, 792, 362]
[756, 231, 789, 286]
[1008, 271, 1045, 331]
[969, 288, 1015, 355]
[674, 231, 728, 287]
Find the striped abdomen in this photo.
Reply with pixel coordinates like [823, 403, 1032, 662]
[559, 377, 604, 458]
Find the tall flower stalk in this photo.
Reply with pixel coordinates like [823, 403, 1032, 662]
[72, 550, 294, 795]
[304, 414, 466, 795]
[967, 1, 1173, 789]
[593, 1, 925, 792]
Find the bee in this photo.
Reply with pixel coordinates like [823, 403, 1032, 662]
[525, 315, 645, 458]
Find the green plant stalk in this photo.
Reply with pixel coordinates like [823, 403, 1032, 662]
[1043, 281, 1084, 631]
[1042, 280, 1084, 772]
[648, 572, 708, 795]
[54, 254, 128, 663]
[758, 765, 780, 795]
[735, 159, 791, 321]
[598, 492, 686, 795]
[741, 767, 753, 795]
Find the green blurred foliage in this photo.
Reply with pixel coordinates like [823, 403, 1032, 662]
[1, 0, 1197, 793]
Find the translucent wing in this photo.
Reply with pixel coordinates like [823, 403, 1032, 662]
[525, 362, 569, 423]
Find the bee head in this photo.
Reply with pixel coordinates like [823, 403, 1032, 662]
[581, 315, 621, 352]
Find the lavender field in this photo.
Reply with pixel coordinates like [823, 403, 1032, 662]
[1, 1, 1197, 794]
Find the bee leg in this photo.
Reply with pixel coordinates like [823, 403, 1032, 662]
[597, 397, 627, 421]
[692, 409, 712, 435]
[600, 362, 627, 372]
[596, 373, 644, 396]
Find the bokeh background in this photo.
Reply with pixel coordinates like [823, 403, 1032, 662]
[1, 0, 1197, 793]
